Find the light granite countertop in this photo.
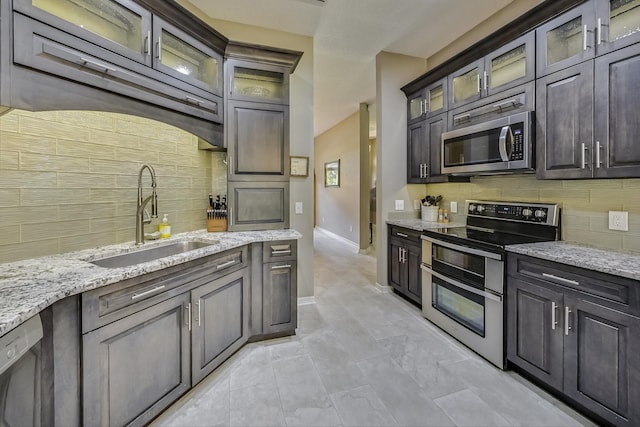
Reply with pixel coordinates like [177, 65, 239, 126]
[386, 218, 465, 231]
[0, 229, 302, 337]
[506, 241, 640, 281]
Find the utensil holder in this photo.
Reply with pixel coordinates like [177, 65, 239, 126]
[421, 205, 439, 222]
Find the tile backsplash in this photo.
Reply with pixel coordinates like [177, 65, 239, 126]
[0, 109, 215, 263]
[426, 174, 640, 253]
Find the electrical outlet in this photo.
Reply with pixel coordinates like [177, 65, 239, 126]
[395, 200, 404, 210]
[295, 202, 303, 214]
[450, 201, 458, 213]
[608, 211, 628, 231]
[413, 199, 421, 210]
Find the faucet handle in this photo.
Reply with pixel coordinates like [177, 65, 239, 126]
[143, 208, 152, 225]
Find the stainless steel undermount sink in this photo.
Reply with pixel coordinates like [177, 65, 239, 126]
[90, 240, 217, 268]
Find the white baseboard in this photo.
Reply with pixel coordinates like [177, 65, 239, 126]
[314, 227, 360, 253]
[297, 296, 317, 306]
[374, 282, 393, 293]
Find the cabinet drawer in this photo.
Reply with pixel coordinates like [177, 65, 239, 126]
[263, 240, 297, 263]
[508, 253, 640, 315]
[82, 246, 247, 332]
[388, 225, 421, 244]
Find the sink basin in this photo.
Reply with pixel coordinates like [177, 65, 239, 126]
[90, 241, 217, 268]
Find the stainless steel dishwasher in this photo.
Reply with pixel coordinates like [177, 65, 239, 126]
[0, 315, 43, 427]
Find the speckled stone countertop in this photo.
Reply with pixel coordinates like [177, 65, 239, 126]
[506, 241, 640, 281]
[0, 229, 302, 337]
[386, 218, 465, 231]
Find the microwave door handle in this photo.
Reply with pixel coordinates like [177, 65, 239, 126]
[498, 125, 512, 162]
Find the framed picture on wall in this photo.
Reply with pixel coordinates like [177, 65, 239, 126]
[290, 156, 309, 177]
[324, 159, 340, 187]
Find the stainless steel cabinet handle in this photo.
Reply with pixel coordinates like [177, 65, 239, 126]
[144, 31, 151, 55]
[398, 248, 402, 263]
[272, 249, 292, 255]
[596, 141, 602, 168]
[564, 306, 572, 335]
[583, 24, 588, 51]
[542, 272, 579, 286]
[551, 301, 558, 330]
[185, 96, 204, 106]
[477, 74, 481, 93]
[483, 71, 488, 91]
[453, 113, 471, 125]
[185, 303, 192, 331]
[196, 300, 201, 327]
[271, 264, 291, 270]
[131, 285, 166, 300]
[216, 259, 237, 270]
[423, 99, 429, 114]
[396, 232, 409, 238]
[597, 18, 602, 45]
[157, 35, 163, 61]
[80, 57, 116, 73]
[581, 143, 588, 169]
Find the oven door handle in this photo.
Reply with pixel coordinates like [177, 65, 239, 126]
[421, 235, 503, 261]
[421, 264, 503, 303]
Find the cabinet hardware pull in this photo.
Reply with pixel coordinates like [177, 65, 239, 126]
[564, 306, 571, 335]
[477, 74, 481, 94]
[397, 232, 409, 238]
[580, 143, 588, 169]
[551, 301, 558, 330]
[483, 71, 488, 91]
[583, 25, 589, 51]
[272, 249, 291, 255]
[419, 98, 424, 116]
[131, 285, 166, 300]
[398, 248, 403, 263]
[216, 260, 237, 270]
[453, 114, 471, 125]
[186, 303, 192, 331]
[423, 99, 429, 114]
[79, 57, 116, 73]
[542, 272, 579, 286]
[492, 99, 520, 111]
[596, 141, 602, 168]
[196, 300, 201, 327]
[156, 35, 162, 61]
[403, 248, 407, 263]
[185, 96, 204, 106]
[144, 31, 151, 55]
[597, 18, 602, 45]
[271, 264, 291, 270]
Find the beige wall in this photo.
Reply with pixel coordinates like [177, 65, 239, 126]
[0, 110, 212, 263]
[178, 1, 316, 298]
[314, 111, 360, 245]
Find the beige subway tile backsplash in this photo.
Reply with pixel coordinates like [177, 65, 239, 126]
[0, 110, 214, 263]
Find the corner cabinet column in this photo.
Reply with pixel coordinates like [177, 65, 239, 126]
[225, 42, 303, 231]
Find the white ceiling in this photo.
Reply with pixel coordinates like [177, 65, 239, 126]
[189, 0, 516, 136]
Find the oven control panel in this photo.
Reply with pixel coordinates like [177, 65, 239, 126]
[466, 200, 559, 226]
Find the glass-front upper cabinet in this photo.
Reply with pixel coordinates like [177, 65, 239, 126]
[13, 0, 152, 65]
[449, 33, 534, 109]
[406, 78, 447, 124]
[153, 17, 223, 96]
[228, 60, 288, 104]
[595, 0, 640, 55]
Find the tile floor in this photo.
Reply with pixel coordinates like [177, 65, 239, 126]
[152, 230, 597, 427]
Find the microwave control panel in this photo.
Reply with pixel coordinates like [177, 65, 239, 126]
[510, 124, 524, 160]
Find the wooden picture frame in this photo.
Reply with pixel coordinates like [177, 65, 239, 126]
[324, 159, 340, 187]
[290, 156, 309, 177]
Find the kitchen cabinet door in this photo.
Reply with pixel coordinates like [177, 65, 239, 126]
[425, 113, 448, 183]
[507, 277, 565, 391]
[406, 243, 422, 304]
[407, 120, 428, 183]
[594, 0, 640, 56]
[536, 61, 594, 179]
[594, 43, 640, 178]
[407, 90, 427, 125]
[449, 59, 484, 109]
[388, 226, 422, 305]
[485, 33, 536, 97]
[14, 0, 152, 66]
[227, 100, 289, 181]
[228, 59, 288, 104]
[563, 296, 640, 426]
[536, 2, 597, 76]
[191, 268, 249, 385]
[227, 181, 290, 231]
[82, 293, 191, 427]
[263, 261, 297, 335]
[388, 240, 405, 293]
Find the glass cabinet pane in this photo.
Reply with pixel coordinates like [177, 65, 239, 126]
[160, 30, 219, 91]
[490, 44, 526, 89]
[429, 85, 444, 112]
[609, 0, 640, 41]
[32, 0, 143, 53]
[452, 68, 479, 104]
[409, 97, 423, 120]
[233, 67, 284, 101]
[546, 16, 583, 66]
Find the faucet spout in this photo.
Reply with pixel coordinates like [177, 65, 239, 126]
[136, 164, 158, 245]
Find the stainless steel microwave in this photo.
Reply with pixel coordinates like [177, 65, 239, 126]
[441, 111, 534, 175]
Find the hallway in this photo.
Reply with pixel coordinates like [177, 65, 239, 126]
[152, 230, 595, 426]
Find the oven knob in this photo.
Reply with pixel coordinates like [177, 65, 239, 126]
[522, 208, 533, 217]
[476, 205, 485, 213]
[468, 204, 476, 212]
[534, 209, 547, 218]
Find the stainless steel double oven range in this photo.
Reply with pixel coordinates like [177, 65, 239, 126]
[420, 200, 560, 368]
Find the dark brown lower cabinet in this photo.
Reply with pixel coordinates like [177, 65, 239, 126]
[263, 261, 297, 334]
[507, 253, 640, 426]
[388, 225, 422, 305]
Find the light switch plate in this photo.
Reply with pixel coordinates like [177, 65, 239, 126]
[450, 201, 458, 213]
[295, 202, 303, 214]
[395, 200, 404, 210]
[608, 211, 628, 231]
[413, 199, 421, 210]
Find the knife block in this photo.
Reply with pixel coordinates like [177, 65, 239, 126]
[206, 211, 227, 232]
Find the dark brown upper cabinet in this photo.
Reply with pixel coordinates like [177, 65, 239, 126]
[228, 60, 289, 105]
[448, 33, 535, 110]
[407, 78, 447, 125]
